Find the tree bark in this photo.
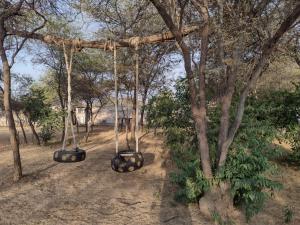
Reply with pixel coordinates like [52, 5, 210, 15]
[218, 3, 300, 167]
[57, 76, 65, 142]
[8, 25, 200, 50]
[0, 21, 22, 181]
[28, 118, 41, 146]
[85, 102, 90, 133]
[217, 64, 237, 166]
[16, 111, 27, 144]
[90, 102, 94, 132]
[194, 1, 212, 178]
[150, 0, 213, 178]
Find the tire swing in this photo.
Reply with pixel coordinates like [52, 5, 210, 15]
[53, 42, 86, 163]
[111, 41, 144, 172]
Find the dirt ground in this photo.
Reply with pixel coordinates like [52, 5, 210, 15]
[0, 127, 300, 225]
[0, 127, 32, 148]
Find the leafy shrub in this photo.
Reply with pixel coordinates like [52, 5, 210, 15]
[38, 110, 62, 144]
[169, 133, 209, 202]
[219, 148, 282, 220]
[283, 205, 294, 223]
[285, 126, 300, 164]
[147, 78, 283, 220]
[252, 84, 300, 165]
[22, 86, 62, 144]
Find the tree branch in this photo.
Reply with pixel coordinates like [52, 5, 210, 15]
[218, 3, 300, 167]
[7, 25, 199, 50]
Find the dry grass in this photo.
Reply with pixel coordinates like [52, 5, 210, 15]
[0, 128, 299, 224]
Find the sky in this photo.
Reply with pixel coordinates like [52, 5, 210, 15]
[11, 53, 46, 80]
[10, 14, 102, 81]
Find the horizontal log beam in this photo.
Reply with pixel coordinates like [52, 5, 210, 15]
[7, 25, 199, 50]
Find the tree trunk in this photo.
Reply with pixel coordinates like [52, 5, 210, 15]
[90, 102, 94, 132]
[195, 4, 212, 177]
[217, 67, 237, 167]
[218, 4, 300, 167]
[28, 119, 41, 146]
[16, 112, 27, 144]
[0, 25, 22, 181]
[192, 109, 212, 178]
[150, 0, 213, 178]
[85, 102, 90, 133]
[85, 121, 91, 143]
[57, 73, 65, 143]
[199, 182, 241, 222]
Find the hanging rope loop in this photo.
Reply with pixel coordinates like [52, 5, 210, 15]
[113, 41, 119, 154]
[104, 39, 114, 52]
[129, 36, 140, 49]
[54, 40, 86, 163]
[111, 37, 144, 172]
[73, 38, 83, 52]
[134, 40, 139, 153]
[61, 41, 77, 150]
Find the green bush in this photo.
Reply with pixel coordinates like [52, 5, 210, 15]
[38, 110, 62, 144]
[251, 84, 300, 165]
[22, 86, 62, 144]
[219, 148, 282, 220]
[147, 78, 283, 220]
[285, 126, 300, 164]
[283, 205, 294, 223]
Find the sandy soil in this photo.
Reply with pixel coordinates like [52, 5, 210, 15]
[0, 128, 299, 225]
[0, 127, 33, 148]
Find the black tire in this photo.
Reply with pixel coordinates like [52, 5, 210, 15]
[111, 150, 144, 173]
[53, 148, 86, 163]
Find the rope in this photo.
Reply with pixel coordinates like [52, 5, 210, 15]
[135, 43, 139, 153]
[129, 37, 140, 48]
[114, 42, 119, 154]
[62, 42, 77, 150]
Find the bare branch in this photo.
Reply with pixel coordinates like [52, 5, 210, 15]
[7, 25, 199, 49]
[218, 3, 300, 167]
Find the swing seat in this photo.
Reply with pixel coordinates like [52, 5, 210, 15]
[111, 150, 144, 173]
[53, 148, 86, 163]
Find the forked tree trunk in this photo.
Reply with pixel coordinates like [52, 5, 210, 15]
[16, 112, 28, 144]
[28, 118, 41, 146]
[0, 27, 22, 181]
[150, 0, 213, 178]
[86, 102, 96, 142]
[199, 182, 241, 221]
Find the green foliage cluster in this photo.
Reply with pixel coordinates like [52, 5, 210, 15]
[22, 87, 62, 143]
[251, 84, 300, 164]
[283, 205, 294, 223]
[147, 78, 283, 220]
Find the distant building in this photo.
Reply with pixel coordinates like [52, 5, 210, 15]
[0, 99, 144, 127]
